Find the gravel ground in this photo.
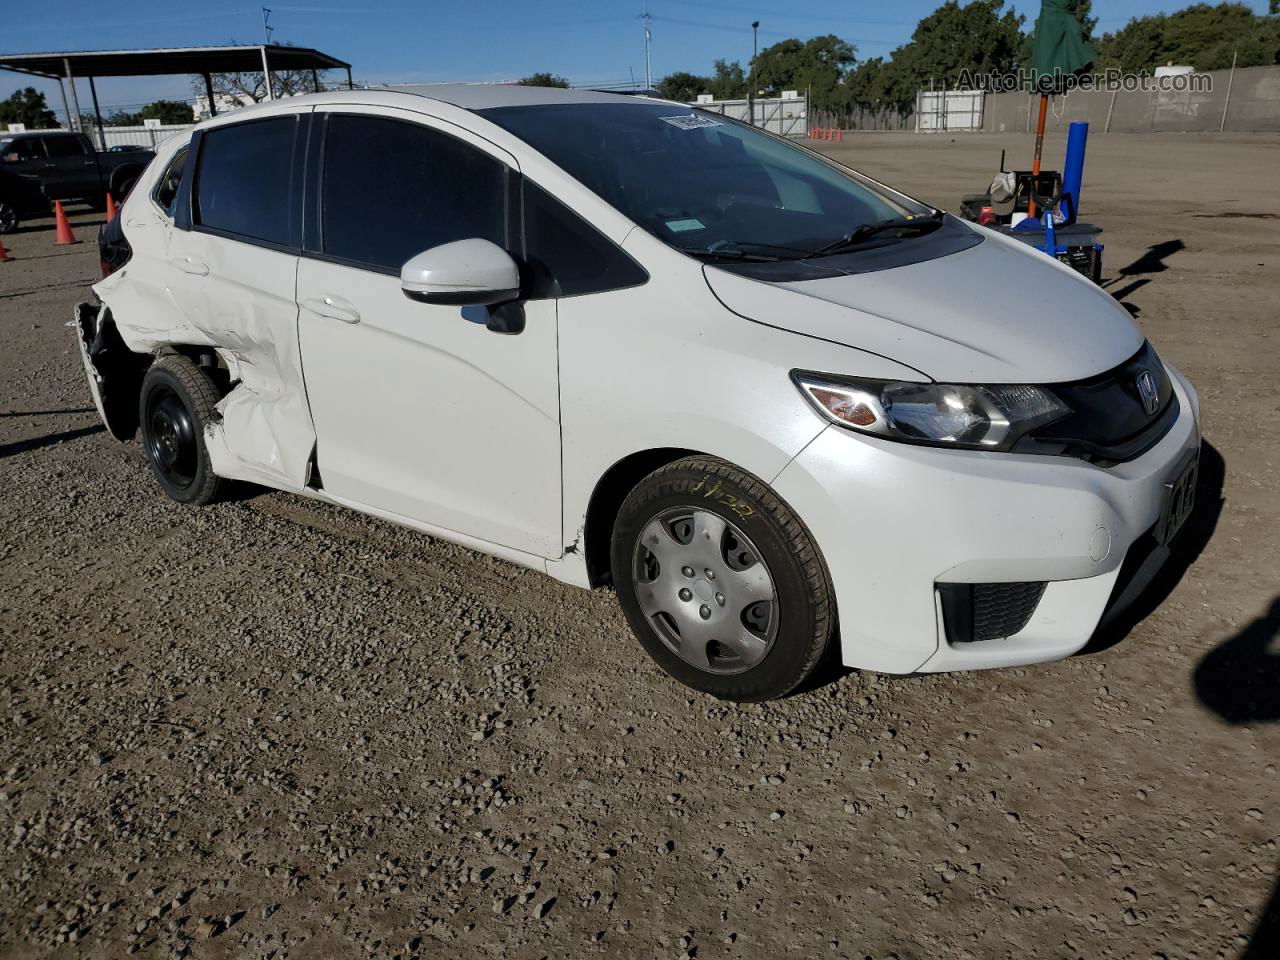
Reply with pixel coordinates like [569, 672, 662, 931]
[1, 132, 1278, 960]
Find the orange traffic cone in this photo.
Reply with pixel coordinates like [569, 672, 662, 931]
[54, 200, 78, 245]
[105, 192, 118, 222]
[0, 235, 9, 263]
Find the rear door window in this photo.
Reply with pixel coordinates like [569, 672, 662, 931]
[42, 136, 88, 157]
[194, 117, 299, 247]
[318, 114, 507, 273]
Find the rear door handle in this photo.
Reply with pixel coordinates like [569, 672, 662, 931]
[302, 295, 361, 324]
[171, 255, 208, 276]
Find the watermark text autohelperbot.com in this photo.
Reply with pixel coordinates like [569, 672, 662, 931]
[955, 68, 1215, 95]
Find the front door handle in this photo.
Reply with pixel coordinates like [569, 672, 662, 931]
[302, 295, 361, 324]
[172, 255, 208, 276]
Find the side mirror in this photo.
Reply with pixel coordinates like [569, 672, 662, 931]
[400, 238, 520, 306]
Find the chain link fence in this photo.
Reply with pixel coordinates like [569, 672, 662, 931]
[981, 65, 1280, 134]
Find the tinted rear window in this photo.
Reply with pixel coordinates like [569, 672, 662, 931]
[195, 117, 298, 247]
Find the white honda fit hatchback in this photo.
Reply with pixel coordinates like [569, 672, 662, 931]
[77, 84, 1200, 701]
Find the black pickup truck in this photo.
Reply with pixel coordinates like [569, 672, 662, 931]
[0, 131, 153, 223]
[0, 167, 48, 234]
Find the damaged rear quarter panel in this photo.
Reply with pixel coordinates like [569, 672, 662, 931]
[94, 229, 316, 492]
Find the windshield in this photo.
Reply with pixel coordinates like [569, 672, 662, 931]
[479, 103, 934, 260]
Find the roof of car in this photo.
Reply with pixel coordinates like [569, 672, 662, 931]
[373, 83, 671, 111]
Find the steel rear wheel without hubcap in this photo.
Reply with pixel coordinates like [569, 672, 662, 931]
[145, 386, 199, 490]
[632, 507, 777, 675]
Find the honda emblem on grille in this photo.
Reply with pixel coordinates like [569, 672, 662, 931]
[1136, 369, 1160, 416]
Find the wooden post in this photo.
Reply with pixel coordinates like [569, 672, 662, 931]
[1219, 50, 1237, 133]
[1027, 94, 1049, 219]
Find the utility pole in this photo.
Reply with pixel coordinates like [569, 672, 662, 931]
[262, 7, 274, 45]
[749, 21, 759, 126]
[642, 1, 653, 92]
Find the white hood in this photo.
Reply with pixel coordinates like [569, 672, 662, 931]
[703, 231, 1143, 383]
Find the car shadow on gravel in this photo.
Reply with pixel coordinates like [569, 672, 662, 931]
[0, 424, 103, 459]
[0, 407, 96, 418]
[1082, 441, 1225, 657]
[1193, 597, 1280, 958]
[1103, 238, 1186, 303]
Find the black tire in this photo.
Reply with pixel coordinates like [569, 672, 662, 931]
[1090, 248, 1103, 286]
[110, 178, 137, 204]
[0, 199, 17, 234]
[138, 355, 224, 505]
[610, 456, 835, 701]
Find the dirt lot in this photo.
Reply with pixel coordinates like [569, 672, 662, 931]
[1, 132, 1278, 960]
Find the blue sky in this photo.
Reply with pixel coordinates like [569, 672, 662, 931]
[2, 0, 1271, 115]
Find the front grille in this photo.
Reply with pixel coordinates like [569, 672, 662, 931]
[1015, 341, 1178, 466]
[938, 581, 1047, 644]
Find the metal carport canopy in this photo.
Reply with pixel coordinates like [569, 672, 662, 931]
[0, 44, 353, 148]
[0, 45, 350, 79]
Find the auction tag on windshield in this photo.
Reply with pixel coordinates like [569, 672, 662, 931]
[665, 218, 705, 233]
[659, 114, 723, 130]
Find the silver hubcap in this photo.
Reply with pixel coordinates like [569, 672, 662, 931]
[632, 508, 777, 675]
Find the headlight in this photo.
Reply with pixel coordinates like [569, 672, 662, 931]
[792, 371, 1070, 451]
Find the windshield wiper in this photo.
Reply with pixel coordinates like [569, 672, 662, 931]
[676, 245, 786, 263]
[807, 210, 946, 259]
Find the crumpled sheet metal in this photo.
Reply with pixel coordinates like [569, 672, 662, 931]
[93, 269, 316, 492]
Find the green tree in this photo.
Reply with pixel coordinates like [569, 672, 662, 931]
[707, 59, 748, 100]
[106, 100, 195, 126]
[1096, 3, 1279, 71]
[848, 1, 1023, 112]
[0, 87, 58, 129]
[518, 72, 569, 88]
[657, 71, 709, 102]
[139, 100, 195, 125]
[752, 35, 856, 106]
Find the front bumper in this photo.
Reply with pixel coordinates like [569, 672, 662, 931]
[772, 365, 1201, 673]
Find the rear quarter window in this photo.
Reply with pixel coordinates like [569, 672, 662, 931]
[151, 146, 189, 217]
[194, 116, 298, 247]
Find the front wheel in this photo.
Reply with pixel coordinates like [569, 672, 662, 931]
[610, 456, 835, 701]
[0, 199, 17, 234]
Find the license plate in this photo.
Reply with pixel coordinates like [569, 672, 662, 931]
[1160, 451, 1199, 544]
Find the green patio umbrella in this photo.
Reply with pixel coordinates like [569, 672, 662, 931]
[1026, 0, 1095, 217]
